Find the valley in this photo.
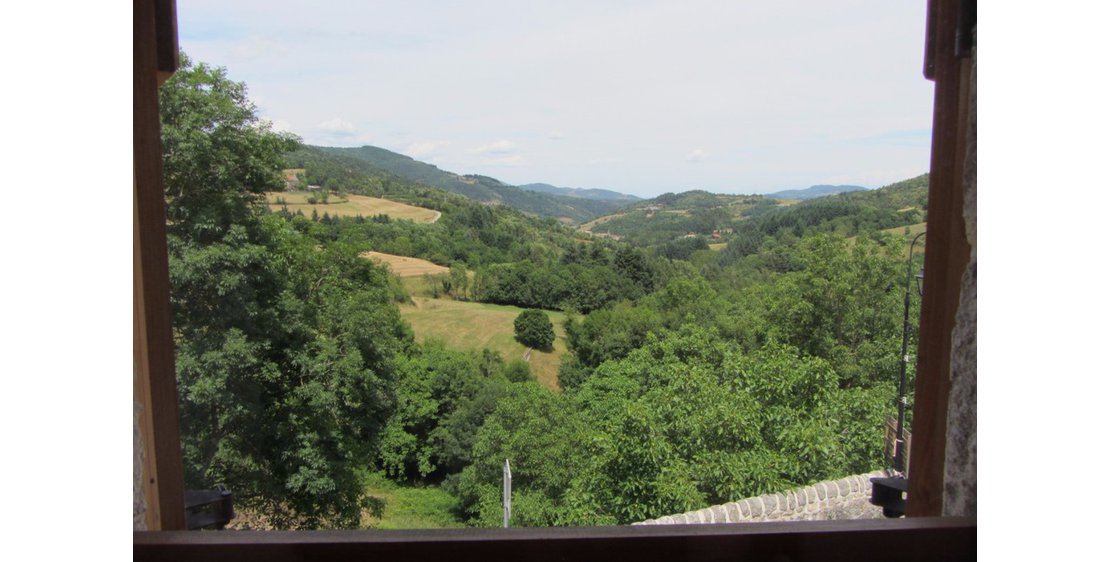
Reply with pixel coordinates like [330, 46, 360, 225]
[165, 52, 935, 532]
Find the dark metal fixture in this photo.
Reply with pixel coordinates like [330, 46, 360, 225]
[870, 476, 908, 518]
[184, 485, 235, 530]
[894, 232, 926, 474]
[872, 232, 926, 518]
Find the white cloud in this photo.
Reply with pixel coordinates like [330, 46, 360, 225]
[177, 2, 933, 197]
[469, 140, 517, 155]
[686, 148, 708, 163]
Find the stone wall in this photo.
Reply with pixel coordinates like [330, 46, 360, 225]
[634, 470, 894, 525]
[134, 363, 148, 530]
[943, 25, 976, 518]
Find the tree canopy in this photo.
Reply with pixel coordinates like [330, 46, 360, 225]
[513, 309, 556, 350]
[163, 53, 412, 527]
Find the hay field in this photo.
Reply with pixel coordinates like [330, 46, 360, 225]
[399, 297, 568, 391]
[361, 252, 449, 277]
[266, 192, 440, 223]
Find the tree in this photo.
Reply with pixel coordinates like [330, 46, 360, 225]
[449, 262, 469, 299]
[163, 53, 409, 528]
[503, 359, 534, 383]
[455, 383, 605, 527]
[513, 309, 555, 350]
[424, 272, 441, 298]
[159, 53, 299, 245]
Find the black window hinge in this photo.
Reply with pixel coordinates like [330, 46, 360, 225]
[956, 0, 976, 58]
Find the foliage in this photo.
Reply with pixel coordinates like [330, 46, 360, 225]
[513, 309, 556, 350]
[361, 471, 464, 529]
[503, 359, 535, 383]
[454, 383, 610, 526]
[378, 343, 495, 481]
[160, 53, 299, 245]
[165, 54, 413, 528]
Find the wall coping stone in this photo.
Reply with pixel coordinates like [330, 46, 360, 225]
[634, 470, 892, 526]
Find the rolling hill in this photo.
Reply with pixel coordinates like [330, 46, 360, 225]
[517, 183, 641, 202]
[314, 145, 626, 224]
[764, 184, 868, 199]
[580, 175, 928, 248]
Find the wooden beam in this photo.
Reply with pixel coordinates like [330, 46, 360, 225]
[135, 517, 975, 562]
[153, 0, 179, 84]
[907, 0, 973, 517]
[134, 0, 185, 531]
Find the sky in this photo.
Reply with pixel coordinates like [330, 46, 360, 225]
[177, 0, 935, 198]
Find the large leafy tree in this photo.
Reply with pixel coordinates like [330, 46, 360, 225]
[160, 53, 299, 244]
[513, 309, 555, 350]
[162, 53, 411, 527]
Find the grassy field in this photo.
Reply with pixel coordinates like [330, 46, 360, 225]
[361, 472, 463, 529]
[578, 212, 627, 233]
[847, 222, 927, 251]
[398, 270, 479, 298]
[266, 192, 441, 223]
[882, 221, 927, 238]
[708, 243, 727, 252]
[399, 297, 568, 391]
[362, 251, 450, 277]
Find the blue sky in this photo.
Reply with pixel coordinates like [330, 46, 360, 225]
[177, 0, 935, 198]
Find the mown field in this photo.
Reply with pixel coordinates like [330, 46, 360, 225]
[883, 221, 927, 238]
[399, 297, 568, 391]
[266, 191, 441, 223]
[361, 251, 449, 277]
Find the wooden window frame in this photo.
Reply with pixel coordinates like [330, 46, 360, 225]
[133, 0, 975, 557]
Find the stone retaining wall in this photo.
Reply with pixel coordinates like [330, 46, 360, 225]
[634, 469, 893, 525]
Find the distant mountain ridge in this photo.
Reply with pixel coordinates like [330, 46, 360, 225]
[579, 175, 927, 246]
[517, 183, 641, 202]
[315, 145, 625, 223]
[764, 184, 868, 199]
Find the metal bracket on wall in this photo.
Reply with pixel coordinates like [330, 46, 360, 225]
[956, 0, 976, 58]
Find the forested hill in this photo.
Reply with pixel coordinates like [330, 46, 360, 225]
[763, 184, 868, 200]
[517, 182, 642, 202]
[314, 145, 626, 224]
[580, 175, 927, 248]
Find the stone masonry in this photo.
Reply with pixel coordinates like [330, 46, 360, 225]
[633, 470, 894, 525]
